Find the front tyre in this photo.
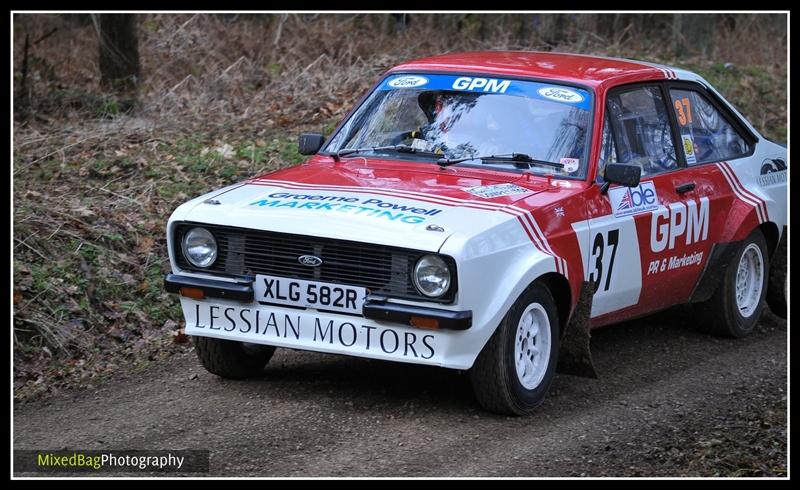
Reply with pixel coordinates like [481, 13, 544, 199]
[194, 337, 276, 379]
[469, 283, 560, 415]
[699, 229, 770, 338]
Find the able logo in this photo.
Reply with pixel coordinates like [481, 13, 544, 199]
[609, 182, 659, 217]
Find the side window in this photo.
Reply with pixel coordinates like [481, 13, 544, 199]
[605, 86, 678, 177]
[597, 115, 617, 182]
[669, 88, 750, 164]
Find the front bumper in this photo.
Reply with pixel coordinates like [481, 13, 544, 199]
[164, 273, 472, 331]
[164, 273, 254, 301]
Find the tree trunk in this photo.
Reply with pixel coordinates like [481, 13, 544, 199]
[513, 15, 528, 47]
[536, 14, 562, 47]
[672, 14, 715, 57]
[594, 14, 611, 41]
[576, 14, 598, 50]
[96, 14, 140, 91]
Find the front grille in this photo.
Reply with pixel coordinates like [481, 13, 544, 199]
[173, 222, 457, 302]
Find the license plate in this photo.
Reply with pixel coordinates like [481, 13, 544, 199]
[253, 274, 367, 315]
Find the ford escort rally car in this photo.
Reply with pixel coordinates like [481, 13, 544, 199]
[165, 51, 787, 415]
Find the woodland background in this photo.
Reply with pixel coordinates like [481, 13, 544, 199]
[12, 13, 787, 401]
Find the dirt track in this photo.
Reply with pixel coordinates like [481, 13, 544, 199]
[13, 307, 787, 477]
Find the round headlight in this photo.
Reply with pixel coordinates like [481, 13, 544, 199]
[413, 254, 451, 298]
[182, 227, 218, 268]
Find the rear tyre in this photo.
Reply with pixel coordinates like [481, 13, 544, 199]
[766, 229, 787, 318]
[469, 283, 560, 416]
[194, 336, 275, 379]
[698, 229, 769, 338]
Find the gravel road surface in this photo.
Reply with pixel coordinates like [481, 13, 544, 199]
[14, 307, 787, 477]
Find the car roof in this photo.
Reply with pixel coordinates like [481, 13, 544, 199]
[388, 51, 685, 90]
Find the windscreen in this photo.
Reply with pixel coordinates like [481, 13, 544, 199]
[324, 74, 593, 178]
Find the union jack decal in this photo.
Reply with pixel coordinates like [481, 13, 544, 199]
[617, 189, 633, 210]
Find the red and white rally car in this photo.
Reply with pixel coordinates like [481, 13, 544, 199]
[165, 51, 787, 415]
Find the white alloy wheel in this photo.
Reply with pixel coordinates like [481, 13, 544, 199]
[735, 243, 765, 318]
[470, 283, 560, 415]
[513, 303, 552, 390]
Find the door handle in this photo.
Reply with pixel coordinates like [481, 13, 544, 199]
[676, 182, 696, 194]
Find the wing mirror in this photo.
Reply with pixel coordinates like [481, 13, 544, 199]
[298, 133, 326, 155]
[601, 163, 641, 194]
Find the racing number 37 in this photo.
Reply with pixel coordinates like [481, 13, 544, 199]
[589, 229, 620, 293]
[674, 97, 693, 126]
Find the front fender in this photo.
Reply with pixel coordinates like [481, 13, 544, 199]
[166, 181, 250, 272]
[437, 219, 563, 369]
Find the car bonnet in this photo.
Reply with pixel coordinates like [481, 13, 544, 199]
[175, 162, 564, 252]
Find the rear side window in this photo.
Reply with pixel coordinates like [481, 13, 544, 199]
[669, 88, 750, 164]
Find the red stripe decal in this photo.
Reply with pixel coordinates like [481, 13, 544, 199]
[721, 162, 769, 222]
[719, 162, 767, 222]
[515, 215, 560, 274]
[716, 163, 763, 222]
[521, 212, 562, 274]
[716, 163, 765, 223]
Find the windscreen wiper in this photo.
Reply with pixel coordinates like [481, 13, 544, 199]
[337, 144, 438, 159]
[437, 152, 565, 170]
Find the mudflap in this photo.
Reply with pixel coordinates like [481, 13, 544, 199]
[556, 281, 598, 379]
[766, 226, 787, 318]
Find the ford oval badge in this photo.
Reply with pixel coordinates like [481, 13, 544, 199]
[298, 255, 323, 267]
[387, 75, 429, 88]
